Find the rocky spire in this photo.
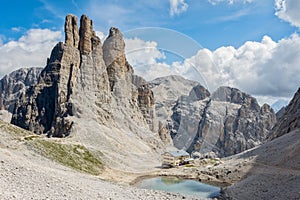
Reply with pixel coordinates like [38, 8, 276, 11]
[79, 15, 98, 54]
[11, 14, 157, 137]
[65, 14, 79, 48]
[103, 27, 132, 91]
[103, 27, 125, 67]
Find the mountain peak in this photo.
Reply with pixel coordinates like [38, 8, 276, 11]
[64, 14, 100, 55]
[11, 14, 157, 138]
[64, 14, 79, 48]
[108, 27, 122, 37]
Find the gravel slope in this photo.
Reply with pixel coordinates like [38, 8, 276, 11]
[0, 121, 205, 200]
[219, 129, 300, 200]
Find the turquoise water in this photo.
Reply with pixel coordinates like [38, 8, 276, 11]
[139, 177, 220, 198]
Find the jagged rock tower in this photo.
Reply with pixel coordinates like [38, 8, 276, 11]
[11, 14, 158, 138]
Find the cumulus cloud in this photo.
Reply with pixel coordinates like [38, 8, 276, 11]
[125, 37, 177, 80]
[169, 0, 189, 16]
[0, 29, 62, 78]
[275, 0, 300, 28]
[125, 34, 300, 104]
[125, 37, 165, 65]
[176, 34, 300, 98]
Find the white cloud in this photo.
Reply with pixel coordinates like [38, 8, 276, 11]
[125, 34, 300, 105]
[275, 0, 300, 28]
[0, 29, 62, 78]
[11, 27, 22, 32]
[176, 34, 300, 99]
[208, 0, 254, 5]
[125, 37, 177, 80]
[125, 37, 165, 65]
[169, 0, 189, 16]
[95, 31, 106, 43]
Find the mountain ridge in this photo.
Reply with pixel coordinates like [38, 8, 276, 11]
[9, 14, 163, 172]
[1, 14, 278, 164]
[150, 78, 277, 157]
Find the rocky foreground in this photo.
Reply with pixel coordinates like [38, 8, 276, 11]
[0, 121, 205, 200]
[1, 118, 299, 200]
[1, 13, 299, 199]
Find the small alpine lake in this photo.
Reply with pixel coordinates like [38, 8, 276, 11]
[138, 176, 221, 198]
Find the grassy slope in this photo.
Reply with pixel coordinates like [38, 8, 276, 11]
[0, 120, 103, 175]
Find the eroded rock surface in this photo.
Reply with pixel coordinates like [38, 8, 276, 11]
[270, 87, 300, 139]
[0, 67, 41, 113]
[151, 79, 277, 157]
[11, 15, 158, 138]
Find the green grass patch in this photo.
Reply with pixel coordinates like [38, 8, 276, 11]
[0, 121, 32, 138]
[26, 139, 103, 175]
[0, 121, 103, 175]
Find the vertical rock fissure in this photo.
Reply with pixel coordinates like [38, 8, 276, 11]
[187, 99, 211, 153]
[67, 64, 74, 101]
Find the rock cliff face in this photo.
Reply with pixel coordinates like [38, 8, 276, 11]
[209, 87, 276, 156]
[0, 67, 42, 113]
[10, 14, 162, 171]
[11, 14, 157, 138]
[270, 87, 300, 139]
[151, 78, 277, 157]
[149, 75, 199, 143]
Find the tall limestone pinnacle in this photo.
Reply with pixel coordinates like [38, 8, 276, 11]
[11, 14, 158, 137]
[103, 27, 130, 92]
[65, 14, 79, 48]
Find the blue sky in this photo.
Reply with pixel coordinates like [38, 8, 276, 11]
[0, 0, 297, 49]
[1, 0, 300, 107]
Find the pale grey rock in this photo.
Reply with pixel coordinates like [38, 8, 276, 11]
[212, 86, 260, 111]
[0, 110, 12, 122]
[149, 75, 198, 144]
[208, 88, 300, 200]
[103, 27, 130, 91]
[11, 42, 81, 136]
[102, 27, 158, 132]
[270, 87, 300, 139]
[79, 15, 98, 54]
[0, 67, 41, 113]
[137, 83, 157, 132]
[10, 15, 163, 171]
[11, 15, 100, 137]
[170, 84, 211, 152]
[149, 75, 199, 116]
[275, 106, 286, 120]
[169, 84, 276, 157]
[188, 84, 210, 102]
[211, 87, 276, 156]
[132, 75, 147, 88]
[220, 129, 300, 200]
[65, 14, 79, 48]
